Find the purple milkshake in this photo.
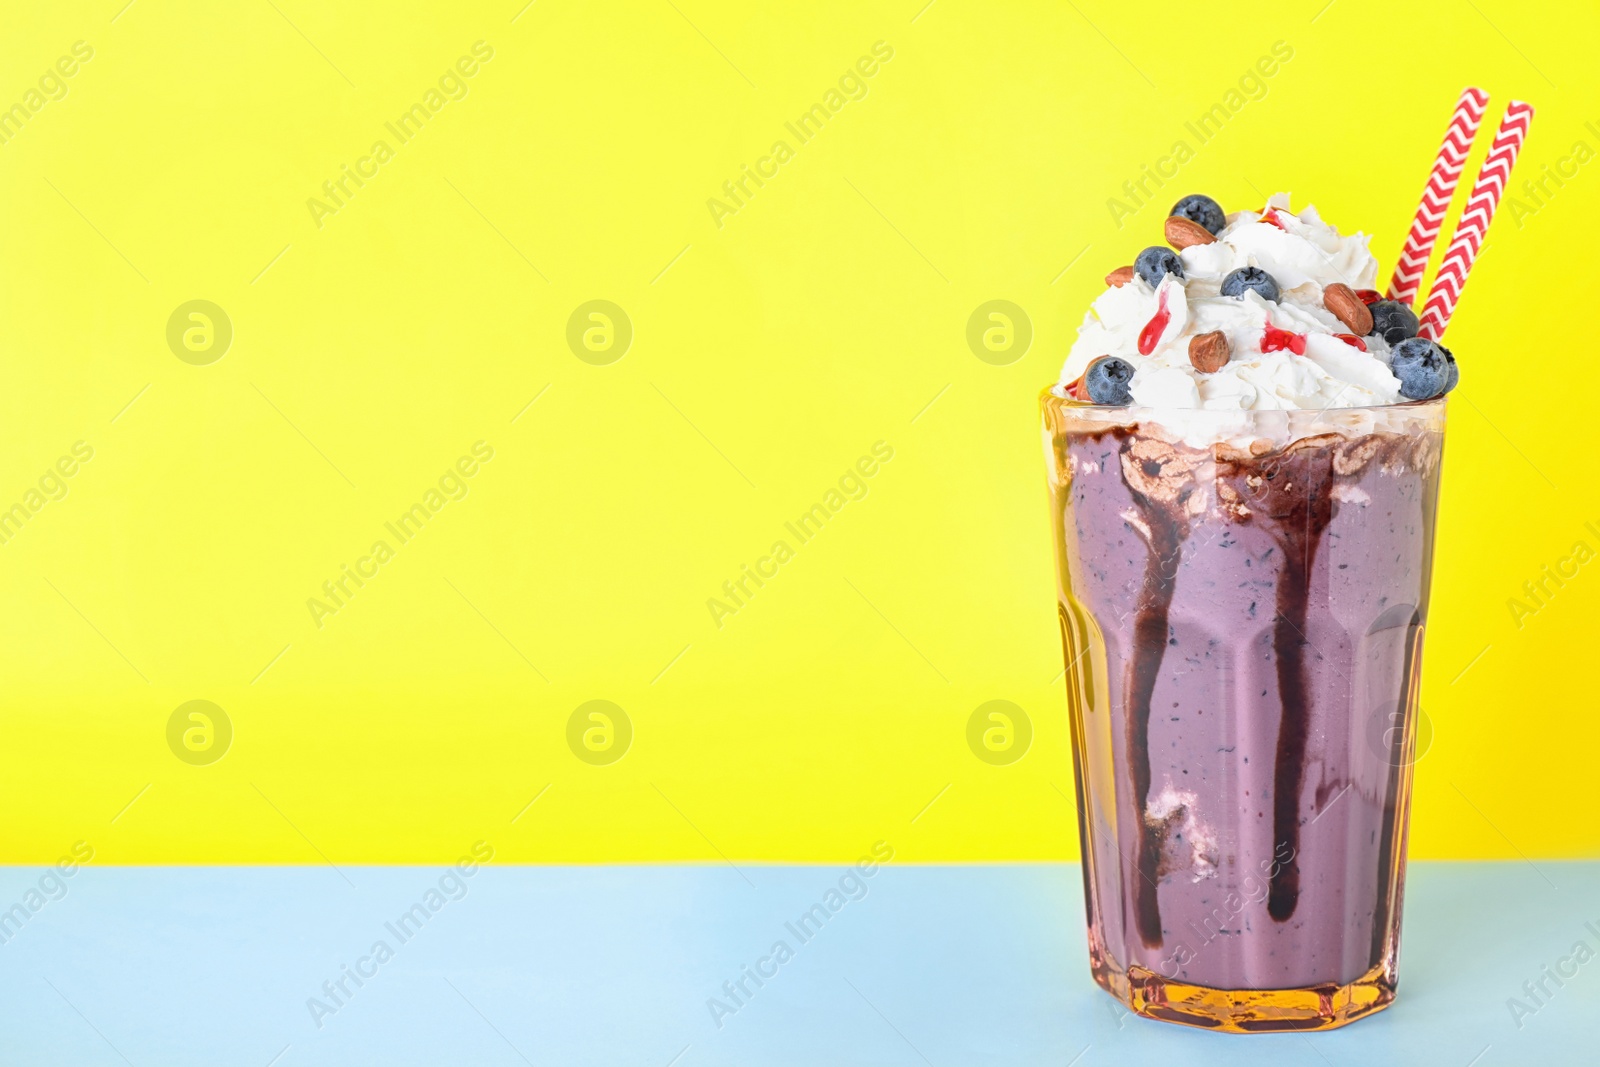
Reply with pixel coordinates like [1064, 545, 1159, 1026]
[1044, 194, 1455, 1031]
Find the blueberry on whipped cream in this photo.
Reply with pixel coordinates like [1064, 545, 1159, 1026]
[1134, 247, 1184, 288]
[1085, 356, 1135, 405]
[1058, 192, 1460, 410]
[1170, 193, 1226, 236]
[1220, 266, 1281, 302]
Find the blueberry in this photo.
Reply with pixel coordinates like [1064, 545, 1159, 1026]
[1389, 338, 1451, 400]
[1134, 246, 1184, 288]
[1220, 266, 1280, 302]
[1171, 194, 1226, 235]
[1441, 344, 1459, 393]
[1368, 300, 1419, 344]
[1085, 356, 1135, 405]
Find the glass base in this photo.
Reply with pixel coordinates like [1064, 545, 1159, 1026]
[1091, 949, 1396, 1032]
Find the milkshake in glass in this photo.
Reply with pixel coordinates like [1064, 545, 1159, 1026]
[1043, 194, 1454, 1031]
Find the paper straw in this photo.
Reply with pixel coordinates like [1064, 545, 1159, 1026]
[1387, 87, 1489, 306]
[1419, 101, 1535, 341]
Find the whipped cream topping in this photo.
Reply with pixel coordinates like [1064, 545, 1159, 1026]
[1058, 194, 1403, 412]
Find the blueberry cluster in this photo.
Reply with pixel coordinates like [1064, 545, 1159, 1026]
[1364, 302, 1456, 399]
[1135, 195, 1291, 302]
[1390, 337, 1458, 399]
[1078, 192, 1462, 405]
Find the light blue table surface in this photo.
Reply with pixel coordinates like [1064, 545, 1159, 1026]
[0, 860, 1594, 1065]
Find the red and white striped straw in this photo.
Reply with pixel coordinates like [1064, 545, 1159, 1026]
[1387, 87, 1489, 306]
[1418, 100, 1535, 341]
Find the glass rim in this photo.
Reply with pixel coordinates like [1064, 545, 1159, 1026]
[1038, 384, 1448, 418]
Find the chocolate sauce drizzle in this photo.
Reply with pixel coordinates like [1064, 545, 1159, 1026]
[1260, 446, 1336, 922]
[1114, 432, 1344, 944]
[1126, 515, 1184, 946]
[1117, 439, 1192, 948]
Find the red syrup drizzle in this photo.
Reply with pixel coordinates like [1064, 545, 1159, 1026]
[1258, 208, 1289, 231]
[1334, 333, 1368, 351]
[1261, 326, 1307, 355]
[1137, 289, 1171, 356]
[1355, 288, 1382, 305]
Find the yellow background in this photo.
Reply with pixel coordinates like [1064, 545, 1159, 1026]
[2, 0, 1595, 864]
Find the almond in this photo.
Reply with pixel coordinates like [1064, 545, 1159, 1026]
[1105, 265, 1135, 287]
[1165, 216, 1215, 250]
[1188, 330, 1229, 374]
[1323, 282, 1374, 336]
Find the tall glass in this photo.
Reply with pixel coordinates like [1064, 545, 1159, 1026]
[1040, 394, 1446, 1032]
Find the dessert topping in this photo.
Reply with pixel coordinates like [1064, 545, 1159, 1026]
[1086, 356, 1135, 405]
[1221, 266, 1282, 302]
[1368, 300, 1421, 344]
[1261, 327, 1307, 355]
[1188, 331, 1230, 373]
[1135, 246, 1184, 288]
[1165, 216, 1217, 250]
[1322, 282, 1375, 335]
[1137, 288, 1172, 356]
[1170, 194, 1226, 235]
